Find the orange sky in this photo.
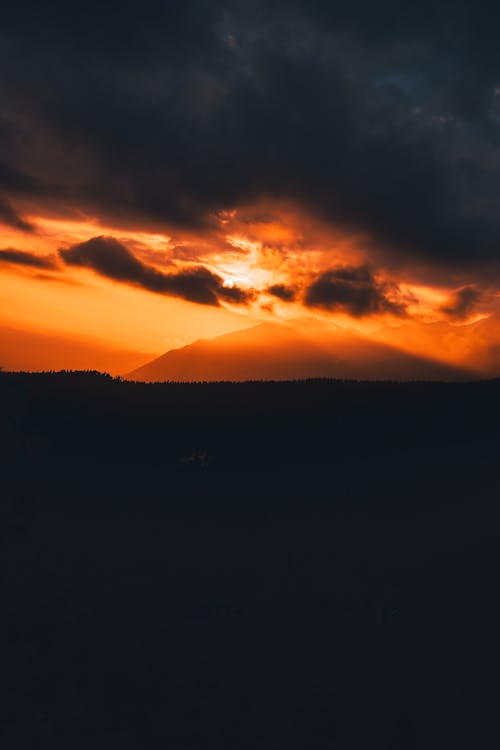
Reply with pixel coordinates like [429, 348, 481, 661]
[3, 1, 500, 380]
[1, 201, 499, 376]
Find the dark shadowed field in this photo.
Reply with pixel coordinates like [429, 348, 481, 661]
[2, 372, 500, 747]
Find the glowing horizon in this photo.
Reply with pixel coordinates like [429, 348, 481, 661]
[1, 201, 499, 377]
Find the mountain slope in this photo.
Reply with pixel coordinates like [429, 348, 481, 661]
[127, 322, 471, 382]
[375, 314, 500, 377]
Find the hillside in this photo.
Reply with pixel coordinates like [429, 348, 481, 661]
[127, 322, 470, 382]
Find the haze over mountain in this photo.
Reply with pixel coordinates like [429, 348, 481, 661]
[127, 322, 471, 382]
[0, 325, 153, 375]
[375, 314, 500, 379]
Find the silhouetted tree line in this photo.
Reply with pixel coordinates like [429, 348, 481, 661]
[1, 371, 499, 487]
[3, 372, 500, 747]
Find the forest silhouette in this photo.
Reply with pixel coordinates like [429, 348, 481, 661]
[2, 371, 500, 747]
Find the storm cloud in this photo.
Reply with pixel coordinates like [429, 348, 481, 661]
[2, 1, 500, 273]
[60, 236, 252, 306]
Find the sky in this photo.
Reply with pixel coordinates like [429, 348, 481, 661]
[1, 1, 500, 375]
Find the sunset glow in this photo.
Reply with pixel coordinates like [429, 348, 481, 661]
[2, 2, 500, 380]
[1, 203, 500, 376]
[5, 6, 500, 747]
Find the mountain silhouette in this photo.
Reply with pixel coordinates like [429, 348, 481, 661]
[126, 322, 471, 382]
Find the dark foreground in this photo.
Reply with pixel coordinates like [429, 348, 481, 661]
[2, 372, 500, 747]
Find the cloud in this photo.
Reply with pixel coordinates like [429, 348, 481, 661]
[1, 1, 500, 278]
[440, 285, 483, 320]
[304, 265, 406, 317]
[0, 248, 56, 269]
[218, 284, 256, 304]
[267, 284, 297, 302]
[59, 236, 252, 306]
[0, 199, 34, 232]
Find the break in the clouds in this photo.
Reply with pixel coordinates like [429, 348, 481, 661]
[2, 1, 500, 279]
[304, 266, 406, 317]
[60, 236, 252, 306]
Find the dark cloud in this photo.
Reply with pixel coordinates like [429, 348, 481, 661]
[305, 265, 406, 317]
[60, 236, 252, 306]
[0, 248, 55, 269]
[1, 2, 500, 272]
[0, 199, 34, 232]
[440, 285, 483, 320]
[218, 284, 256, 305]
[267, 284, 297, 302]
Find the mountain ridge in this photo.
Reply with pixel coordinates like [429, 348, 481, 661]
[127, 322, 472, 382]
